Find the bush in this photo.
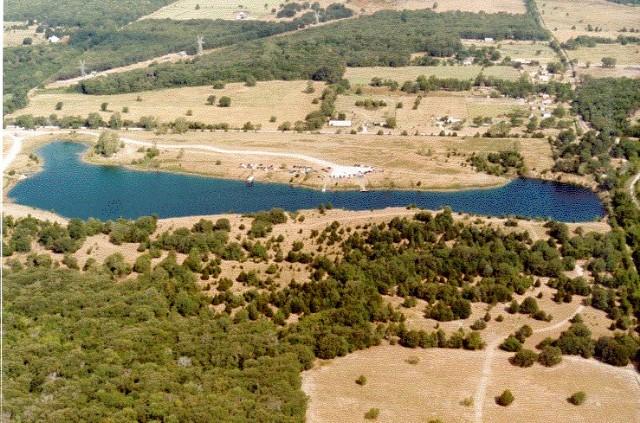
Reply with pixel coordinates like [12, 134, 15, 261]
[218, 96, 231, 107]
[355, 375, 367, 386]
[94, 130, 121, 157]
[364, 408, 380, 420]
[496, 390, 514, 406]
[510, 349, 537, 367]
[537, 346, 562, 367]
[567, 391, 586, 406]
[500, 335, 522, 352]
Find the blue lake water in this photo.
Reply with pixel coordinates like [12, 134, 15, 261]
[8, 141, 605, 222]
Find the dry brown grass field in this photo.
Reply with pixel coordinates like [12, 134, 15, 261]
[13, 81, 324, 130]
[302, 344, 639, 423]
[142, 0, 525, 21]
[536, 0, 640, 42]
[344, 65, 521, 85]
[334, 90, 529, 136]
[575, 64, 640, 79]
[87, 129, 555, 191]
[3, 23, 45, 47]
[567, 44, 640, 66]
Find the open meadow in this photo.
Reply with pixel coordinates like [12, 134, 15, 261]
[3, 22, 45, 47]
[344, 65, 521, 86]
[567, 44, 640, 66]
[536, 0, 640, 42]
[90, 129, 555, 190]
[335, 89, 530, 136]
[302, 344, 639, 423]
[12, 81, 324, 130]
[142, 0, 526, 21]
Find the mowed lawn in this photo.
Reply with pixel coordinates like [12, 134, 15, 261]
[344, 65, 521, 85]
[13, 81, 323, 129]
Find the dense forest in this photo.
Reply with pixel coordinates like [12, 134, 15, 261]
[77, 9, 549, 94]
[573, 77, 640, 135]
[3, 0, 174, 28]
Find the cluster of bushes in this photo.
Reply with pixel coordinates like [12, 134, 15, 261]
[397, 326, 485, 350]
[467, 151, 526, 176]
[355, 98, 387, 109]
[543, 315, 639, 366]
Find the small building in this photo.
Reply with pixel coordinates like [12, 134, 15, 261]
[235, 11, 248, 20]
[329, 120, 352, 127]
[47, 35, 60, 43]
[484, 37, 494, 43]
[542, 112, 552, 119]
[462, 57, 474, 66]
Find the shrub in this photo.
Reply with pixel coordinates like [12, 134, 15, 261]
[355, 375, 367, 386]
[496, 390, 514, 406]
[510, 349, 537, 367]
[500, 335, 522, 352]
[218, 96, 231, 107]
[537, 346, 562, 367]
[364, 408, 380, 420]
[567, 391, 586, 406]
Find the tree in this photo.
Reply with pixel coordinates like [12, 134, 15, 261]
[500, 335, 522, 352]
[103, 252, 131, 277]
[206, 95, 216, 105]
[55, 101, 63, 110]
[364, 408, 380, 420]
[355, 375, 367, 385]
[94, 130, 120, 157]
[601, 57, 617, 68]
[22, 37, 33, 45]
[100, 102, 109, 111]
[385, 116, 397, 129]
[109, 112, 123, 129]
[218, 96, 231, 107]
[496, 390, 514, 406]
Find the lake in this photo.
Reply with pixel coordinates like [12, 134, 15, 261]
[8, 141, 605, 222]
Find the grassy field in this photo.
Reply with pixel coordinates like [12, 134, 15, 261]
[567, 44, 640, 66]
[536, 0, 640, 42]
[142, 0, 283, 20]
[14, 81, 323, 130]
[143, 0, 526, 21]
[83, 128, 554, 191]
[344, 65, 521, 85]
[3, 23, 45, 47]
[302, 344, 638, 423]
[334, 90, 528, 136]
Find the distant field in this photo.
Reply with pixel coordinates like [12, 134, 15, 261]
[344, 65, 521, 85]
[142, 0, 283, 21]
[567, 44, 640, 65]
[144, 0, 525, 21]
[13, 81, 323, 130]
[335, 91, 529, 135]
[3, 24, 45, 47]
[303, 345, 639, 423]
[536, 0, 640, 42]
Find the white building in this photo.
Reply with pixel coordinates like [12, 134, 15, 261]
[329, 120, 352, 127]
[47, 35, 60, 43]
[484, 37, 494, 43]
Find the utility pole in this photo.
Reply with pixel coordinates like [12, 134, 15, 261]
[79, 60, 86, 77]
[196, 35, 204, 56]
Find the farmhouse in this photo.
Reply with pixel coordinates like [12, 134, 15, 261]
[329, 120, 352, 127]
[47, 35, 60, 43]
[484, 37, 494, 43]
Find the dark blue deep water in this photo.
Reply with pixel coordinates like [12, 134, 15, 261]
[8, 142, 605, 222]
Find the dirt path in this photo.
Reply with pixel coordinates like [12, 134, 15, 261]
[473, 303, 584, 423]
[629, 172, 640, 208]
[1, 133, 23, 173]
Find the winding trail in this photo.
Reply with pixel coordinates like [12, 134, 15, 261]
[473, 304, 584, 423]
